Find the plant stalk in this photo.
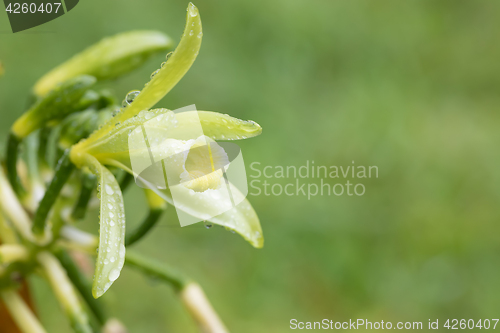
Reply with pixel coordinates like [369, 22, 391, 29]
[54, 248, 106, 325]
[32, 150, 74, 235]
[5, 132, 25, 197]
[0, 244, 29, 264]
[0, 289, 47, 333]
[71, 173, 96, 221]
[0, 166, 47, 244]
[124, 250, 188, 291]
[125, 209, 163, 246]
[37, 251, 93, 333]
[180, 283, 228, 333]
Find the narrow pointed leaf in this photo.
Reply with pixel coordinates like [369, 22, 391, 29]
[70, 153, 126, 298]
[12, 75, 96, 138]
[34, 31, 173, 96]
[89, 3, 202, 142]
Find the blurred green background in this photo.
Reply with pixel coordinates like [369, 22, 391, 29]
[2, 0, 500, 332]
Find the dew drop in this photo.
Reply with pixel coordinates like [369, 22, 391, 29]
[166, 51, 174, 61]
[105, 185, 114, 195]
[204, 221, 213, 229]
[109, 269, 120, 281]
[150, 69, 160, 79]
[122, 90, 140, 107]
[188, 8, 198, 17]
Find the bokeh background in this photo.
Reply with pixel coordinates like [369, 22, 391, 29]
[2, 0, 500, 332]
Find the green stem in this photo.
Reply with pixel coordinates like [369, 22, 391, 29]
[37, 251, 93, 333]
[0, 244, 29, 264]
[180, 283, 229, 333]
[24, 133, 40, 181]
[0, 165, 45, 244]
[6, 132, 25, 197]
[38, 127, 51, 172]
[125, 250, 188, 292]
[0, 289, 47, 333]
[23, 133, 46, 212]
[32, 150, 74, 235]
[118, 172, 133, 192]
[71, 173, 96, 221]
[0, 212, 19, 244]
[125, 209, 164, 246]
[125, 189, 166, 246]
[54, 248, 106, 325]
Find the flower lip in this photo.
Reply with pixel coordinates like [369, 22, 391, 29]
[133, 137, 244, 193]
[179, 138, 229, 192]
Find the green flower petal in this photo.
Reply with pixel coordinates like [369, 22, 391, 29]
[177, 111, 262, 141]
[34, 31, 173, 96]
[12, 75, 96, 138]
[155, 186, 264, 248]
[71, 153, 126, 299]
[73, 109, 262, 168]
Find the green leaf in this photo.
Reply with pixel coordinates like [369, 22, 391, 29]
[12, 75, 96, 139]
[73, 154, 126, 299]
[34, 31, 173, 96]
[89, 3, 202, 142]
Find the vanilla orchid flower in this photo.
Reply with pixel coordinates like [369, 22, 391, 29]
[67, 3, 264, 298]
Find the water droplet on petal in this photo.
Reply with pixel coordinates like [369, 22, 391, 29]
[125, 90, 141, 104]
[109, 269, 120, 281]
[105, 185, 114, 195]
[150, 69, 160, 79]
